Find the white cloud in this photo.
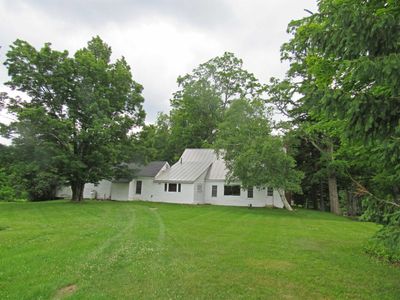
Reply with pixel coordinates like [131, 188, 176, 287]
[0, 0, 318, 143]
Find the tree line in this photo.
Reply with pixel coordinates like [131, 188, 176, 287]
[0, 0, 399, 262]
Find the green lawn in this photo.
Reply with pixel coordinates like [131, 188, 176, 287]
[0, 201, 399, 299]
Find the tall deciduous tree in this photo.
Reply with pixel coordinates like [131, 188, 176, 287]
[4, 36, 145, 201]
[176, 52, 262, 109]
[133, 113, 176, 163]
[169, 79, 222, 160]
[163, 52, 263, 161]
[267, 78, 345, 214]
[215, 99, 304, 211]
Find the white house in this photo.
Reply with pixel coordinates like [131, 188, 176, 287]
[57, 149, 284, 208]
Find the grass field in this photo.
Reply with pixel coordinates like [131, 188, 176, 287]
[0, 200, 399, 299]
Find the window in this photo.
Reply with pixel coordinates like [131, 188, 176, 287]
[267, 187, 273, 196]
[168, 183, 177, 192]
[135, 181, 142, 195]
[197, 184, 202, 193]
[165, 183, 181, 192]
[211, 185, 217, 197]
[224, 185, 241, 196]
[247, 187, 253, 198]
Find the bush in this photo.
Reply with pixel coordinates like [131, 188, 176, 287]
[365, 225, 400, 263]
[0, 169, 19, 201]
[0, 169, 27, 201]
[0, 185, 17, 201]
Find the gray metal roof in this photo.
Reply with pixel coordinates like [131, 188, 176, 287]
[155, 161, 212, 183]
[205, 157, 228, 180]
[137, 161, 168, 177]
[113, 161, 168, 182]
[154, 149, 219, 183]
[180, 148, 217, 163]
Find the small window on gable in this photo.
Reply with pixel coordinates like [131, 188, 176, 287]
[224, 185, 241, 196]
[247, 187, 253, 198]
[267, 187, 273, 196]
[168, 183, 177, 192]
[212, 185, 217, 197]
[136, 180, 142, 195]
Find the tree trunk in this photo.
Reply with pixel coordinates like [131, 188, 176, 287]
[346, 190, 352, 216]
[328, 175, 341, 215]
[319, 180, 325, 211]
[278, 189, 293, 211]
[326, 143, 341, 215]
[71, 181, 85, 202]
[352, 195, 359, 216]
[392, 186, 400, 205]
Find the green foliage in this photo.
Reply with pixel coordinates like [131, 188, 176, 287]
[133, 113, 176, 163]
[365, 224, 400, 263]
[177, 52, 262, 108]
[281, 0, 400, 156]
[275, 0, 400, 257]
[169, 80, 222, 159]
[0, 169, 18, 201]
[215, 99, 303, 193]
[138, 52, 263, 162]
[3, 36, 145, 201]
[0, 92, 6, 110]
[0, 127, 64, 201]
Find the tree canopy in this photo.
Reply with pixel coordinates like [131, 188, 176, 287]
[268, 0, 400, 261]
[138, 52, 264, 162]
[3, 36, 145, 201]
[215, 99, 304, 210]
[176, 52, 262, 109]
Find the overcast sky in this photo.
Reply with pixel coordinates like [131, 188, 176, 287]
[0, 0, 317, 144]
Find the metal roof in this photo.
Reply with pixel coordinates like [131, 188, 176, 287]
[154, 161, 212, 183]
[205, 157, 228, 181]
[154, 149, 218, 183]
[113, 161, 168, 182]
[152, 149, 231, 183]
[180, 148, 217, 163]
[137, 161, 169, 177]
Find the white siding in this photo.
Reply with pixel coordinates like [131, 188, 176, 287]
[204, 181, 284, 208]
[110, 183, 129, 200]
[83, 180, 112, 199]
[56, 180, 112, 199]
[131, 179, 195, 204]
[193, 171, 207, 204]
[130, 177, 154, 201]
[57, 178, 284, 208]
